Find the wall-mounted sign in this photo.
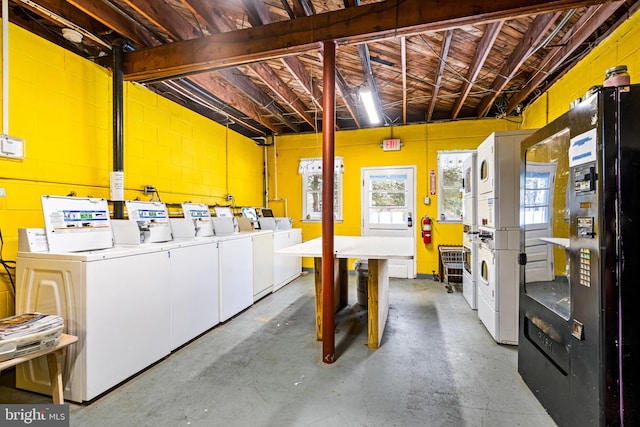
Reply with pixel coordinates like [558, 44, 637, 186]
[430, 170, 436, 195]
[382, 138, 401, 151]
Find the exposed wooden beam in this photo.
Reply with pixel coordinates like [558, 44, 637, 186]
[450, 21, 503, 120]
[66, 0, 160, 47]
[292, 0, 316, 17]
[426, 30, 453, 122]
[506, 1, 624, 114]
[348, 0, 385, 124]
[217, 69, 300, 132]
[475, 11, 561, 118]
[180, 0, 312, 130]
[163, 79, 270, 135]
[290, 0, 361, 128]
[70, 0, 280, 134]
[334, 66, 362, 129]
[122, 0, 613, 82]
[178, 0, 219, 34]
[120, 0, 200, 41]
[186, 74, 281, 132]
[281, 55, 323, 109]
[239, 0, 316, 128]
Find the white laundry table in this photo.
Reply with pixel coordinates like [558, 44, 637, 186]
[276, 236, 414, 348]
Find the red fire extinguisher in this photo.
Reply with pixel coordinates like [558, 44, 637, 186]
[422, 215, 432, 245]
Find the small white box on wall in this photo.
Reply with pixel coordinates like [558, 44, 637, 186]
[0, 134, 25, 159]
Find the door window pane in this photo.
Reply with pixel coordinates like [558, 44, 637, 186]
[368, 174, 408, 225]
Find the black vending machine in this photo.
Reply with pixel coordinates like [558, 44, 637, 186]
[518, 84, 640, 426]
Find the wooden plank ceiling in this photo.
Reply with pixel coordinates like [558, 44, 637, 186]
[7, 0, 638, 138]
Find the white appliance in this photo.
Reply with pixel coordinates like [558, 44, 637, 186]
[41, 196, 113, 252]
[476, 244, 519, 345]
[218, 234, 254, 322]
[241, 207, 260, 229]
[213, 206, 233, 218]
[212, 217, 237, 235]
[182, 202, 214, 237]
[166, 239, 219, 350]
[273, 229, 302, 291]
[250, 231, 274, 302]
[15, 245, 172, 402]
[475, 130, 532, 344]
[462, 153, 478, 309]
[125, 200, 173, 243]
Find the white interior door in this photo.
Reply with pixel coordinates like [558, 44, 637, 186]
[362, 166, 416, 278]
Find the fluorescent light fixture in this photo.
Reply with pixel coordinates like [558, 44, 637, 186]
[360, 87, 381, 124]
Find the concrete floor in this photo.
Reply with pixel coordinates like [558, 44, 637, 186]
[0, 274, 556, 427]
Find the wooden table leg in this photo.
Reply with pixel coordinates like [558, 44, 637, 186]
[367, 259, 390, 348]
[314, 257, 323, 341]
[314, 256, 348, 341]
[338, 258, 348, 309]
[47, 350, 64, 404]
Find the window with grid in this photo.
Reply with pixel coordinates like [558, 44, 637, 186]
[299, 157, 343, 221]
[437, 151, 470, 222]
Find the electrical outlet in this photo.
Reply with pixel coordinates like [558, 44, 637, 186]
[226, 194, 233, 201]
[143, 185, 156, 195]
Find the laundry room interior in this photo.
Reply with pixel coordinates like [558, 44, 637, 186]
[1, 1, 640, 426]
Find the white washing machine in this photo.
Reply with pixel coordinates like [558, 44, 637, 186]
[249, 230, 275, 302]
[273, 228, 302, 291]
[462, 152, 478, 309]
[15, 245, 172, 402]
[477, 243, 519, 345]
[166, 238, 220, 350]
[462, 232, 478, 309]
[217, 234, 254, 322]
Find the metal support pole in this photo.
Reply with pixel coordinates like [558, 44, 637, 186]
[321, 40, 336, 364]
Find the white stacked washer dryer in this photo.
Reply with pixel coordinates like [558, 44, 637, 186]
[462, 152, 478, 309]
[476, 130, 532, 344]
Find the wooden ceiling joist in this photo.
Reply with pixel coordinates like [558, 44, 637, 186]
[122, 0, 612, 82]
[506, 1, 625, 114]
[426, 30, 453, 122]
[475, 11, 561, 118]
[450, 21, 504, 120]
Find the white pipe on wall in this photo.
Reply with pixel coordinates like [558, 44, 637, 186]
[3, 0, 8, 135]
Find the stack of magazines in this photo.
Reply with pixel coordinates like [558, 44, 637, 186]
[0, 313, 64, 362]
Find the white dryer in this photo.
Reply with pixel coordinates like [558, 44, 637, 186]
[476, 130, 532, 228]
[477, 244, 519, 345]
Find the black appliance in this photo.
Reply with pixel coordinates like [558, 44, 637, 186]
[518, 85, 640, 426]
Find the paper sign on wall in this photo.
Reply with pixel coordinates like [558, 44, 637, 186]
[430, 170, 436, 195]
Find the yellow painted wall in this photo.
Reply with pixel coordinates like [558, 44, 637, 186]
[268, 120, 522, 274]
[2, 8, 640, 315]
[521, 9, 640, 276]
[0, 25, 264, 317]
[522, 9, 640, 129]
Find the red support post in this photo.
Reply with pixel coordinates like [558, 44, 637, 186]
[321, 40, 336, 364]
